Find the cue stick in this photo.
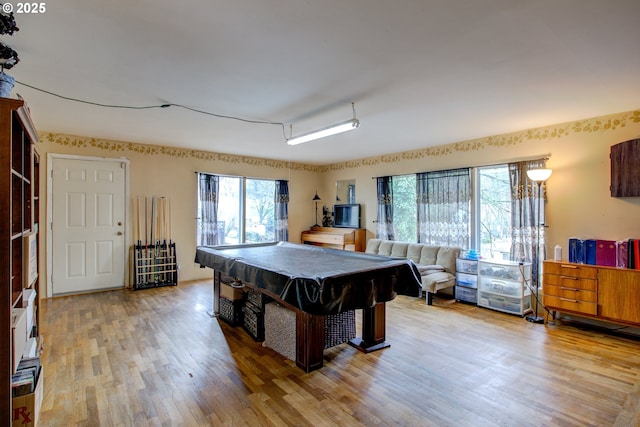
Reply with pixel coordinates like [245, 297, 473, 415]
[152, 195, 157, 281]
[135, 196, 140, 287]
[161, 196, 167, 283]
[144, 196, 149, 285]
[167, 197, 173, 283]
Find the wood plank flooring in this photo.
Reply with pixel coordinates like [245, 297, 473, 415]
[38, 280, 640, 426]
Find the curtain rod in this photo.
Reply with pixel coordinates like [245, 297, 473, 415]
[371, 153, 551, 179]
[195, 170, 289, 182]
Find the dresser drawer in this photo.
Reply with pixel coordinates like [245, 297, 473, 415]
[543, 261, 597, 279]
[543, 294, 597, 316]
[543, 273, 597, 291]
[544, 284, 597, 303]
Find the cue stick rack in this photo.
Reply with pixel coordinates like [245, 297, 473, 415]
[133, 195, 178, 290]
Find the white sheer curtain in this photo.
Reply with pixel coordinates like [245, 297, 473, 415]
[416, 168, 470, 248]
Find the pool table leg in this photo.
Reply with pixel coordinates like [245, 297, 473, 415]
[295, 310, 325, 372]
[349, 302, 390, 353]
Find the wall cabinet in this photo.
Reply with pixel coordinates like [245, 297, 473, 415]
[610, 138, 640, 197]
[1, 97, 39, 424]
[543, 261, 640, 326]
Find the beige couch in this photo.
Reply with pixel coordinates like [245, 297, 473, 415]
[365, 239, 461, 305]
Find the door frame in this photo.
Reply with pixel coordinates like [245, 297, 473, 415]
[46, 153, 131, 297]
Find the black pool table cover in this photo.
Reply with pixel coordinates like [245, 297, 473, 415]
[195, 242, 422, 315]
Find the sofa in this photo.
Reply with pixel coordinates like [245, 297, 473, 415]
[365, 239, 461, 305]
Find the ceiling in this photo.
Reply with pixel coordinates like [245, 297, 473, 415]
[9, 0, 640, 165]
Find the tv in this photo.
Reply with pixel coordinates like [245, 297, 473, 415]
[333, 204, 360, 228]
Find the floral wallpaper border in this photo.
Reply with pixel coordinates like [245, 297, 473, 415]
[40, 132, 320, 173]
[322, 109, 640, 172]
[41, 109, 639, 173]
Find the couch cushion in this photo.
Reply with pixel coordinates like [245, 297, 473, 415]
[365, 238, 382, 254]
[418, 245, 439, 266]
[406, 244, 424, 264]
[421, 271, 455, 293]
[416, 264, 444, 274]
[377, 240, 395, 256]
[390, 242, 408, 258]
[435, 246, 460, 274]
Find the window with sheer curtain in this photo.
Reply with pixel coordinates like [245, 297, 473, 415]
[416, 168, 471, 249]
[197, 173, 285, 245]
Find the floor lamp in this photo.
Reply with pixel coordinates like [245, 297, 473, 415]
[526, 168, 552, 324]
[312, 191, 321, 226]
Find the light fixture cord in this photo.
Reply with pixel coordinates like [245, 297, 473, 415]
[15, 80, 288, 140]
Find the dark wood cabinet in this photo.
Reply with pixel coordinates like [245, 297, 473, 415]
[1, 97, 39, 424]
[610, 138, 640, 197]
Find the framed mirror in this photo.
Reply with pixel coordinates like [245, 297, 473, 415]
[336, 179, 356, 204]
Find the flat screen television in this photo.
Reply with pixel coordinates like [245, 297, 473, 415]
[333, 204, 360, 228]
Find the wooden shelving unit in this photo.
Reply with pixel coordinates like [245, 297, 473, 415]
[1, 97, 39, 424]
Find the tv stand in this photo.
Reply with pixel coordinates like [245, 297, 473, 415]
[300, 226, 366, 252]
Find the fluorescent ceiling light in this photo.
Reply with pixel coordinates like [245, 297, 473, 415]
[286, 118, 360, 145]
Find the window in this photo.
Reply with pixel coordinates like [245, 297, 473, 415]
[476, 165, 511, 260]
[244, 178, 276, 243]
[197, 175, 276, 245]
[384, 166, 512, 254]
[392, 175, 417, 242]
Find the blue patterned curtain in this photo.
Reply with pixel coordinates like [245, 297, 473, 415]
[275, 180, 289, 242]
[416, 168, 470, 248]
[509, 159, 547, 285]
[197, 173, 223, 245]
[376, 176, 395, 240]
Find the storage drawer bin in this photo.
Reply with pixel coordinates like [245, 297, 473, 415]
[478, 291, 531, 315]
[479, 276, 527, 297]
[455, 286, 477, 304]
[456, 258, 478, 274]
[456, 272, 477, 289]
[478, 261, 531, 281]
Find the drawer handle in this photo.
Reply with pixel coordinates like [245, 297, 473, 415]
[560, 276, 578, 280]
[560, 287, 579, 292]
[560, 264, 578, 269]
[560, 297, 579, 303]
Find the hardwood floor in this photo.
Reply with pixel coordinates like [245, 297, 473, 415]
[38, 280, 640, 426]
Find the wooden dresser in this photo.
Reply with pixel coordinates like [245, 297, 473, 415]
[300, 226, 366, 252]
[543, 260, 640, 326]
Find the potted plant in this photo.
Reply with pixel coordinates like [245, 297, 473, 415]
[0, 6, 19, 97]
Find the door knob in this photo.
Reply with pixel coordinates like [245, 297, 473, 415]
[117, 231, 123, 236]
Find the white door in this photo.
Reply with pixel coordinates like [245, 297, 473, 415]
[51, 157, 127, 295]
